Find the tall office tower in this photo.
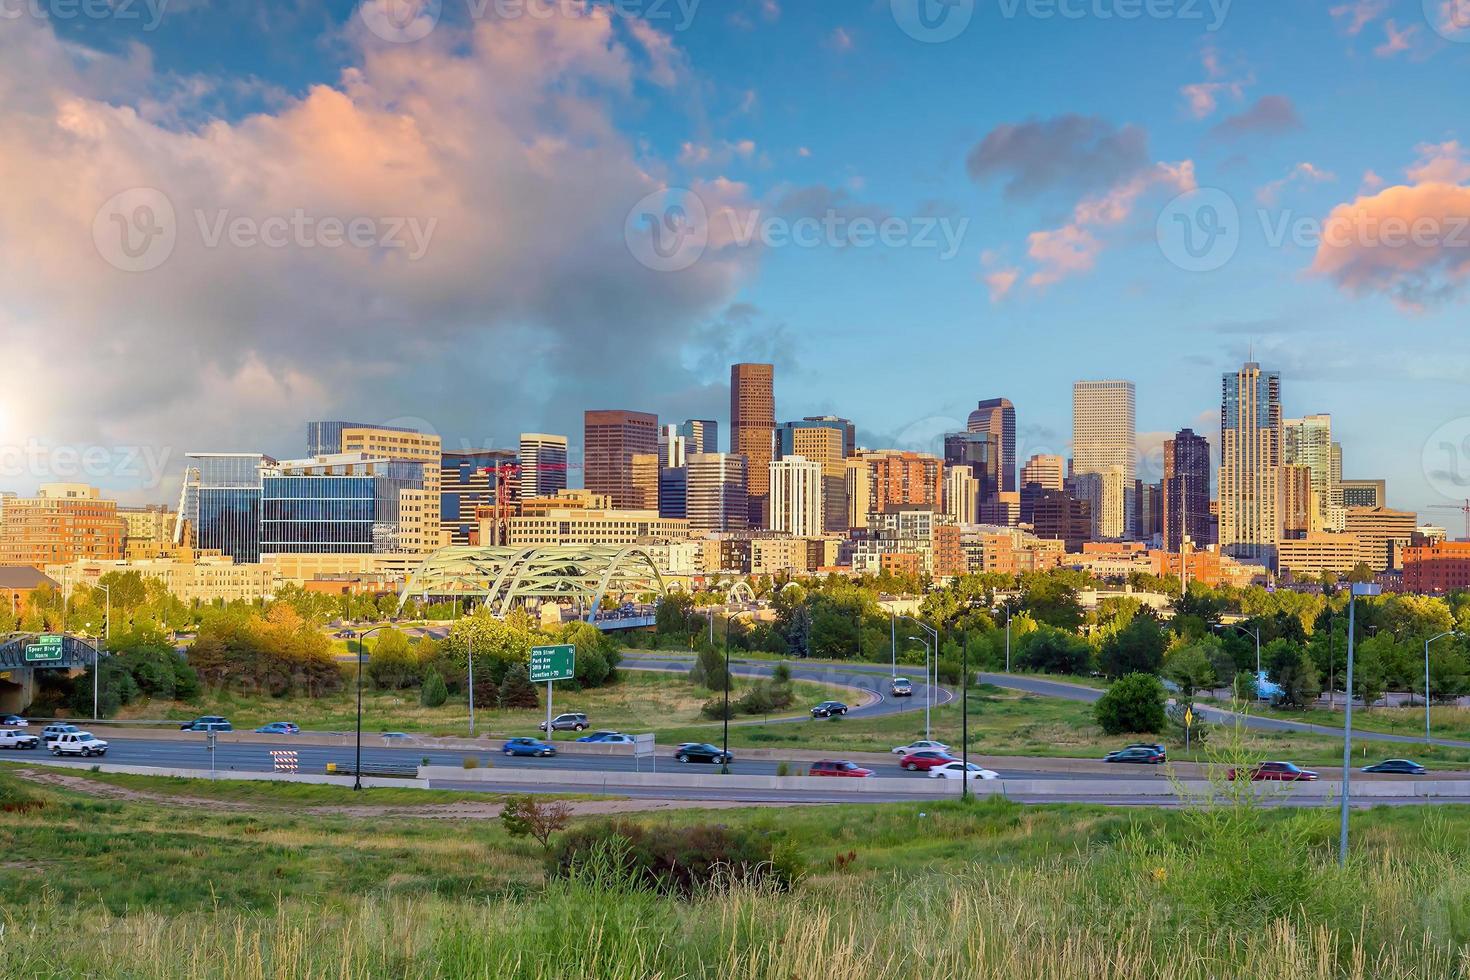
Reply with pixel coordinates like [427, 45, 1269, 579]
[1163, 428, 1211, 553]
[1072, 380, 1137, 479]
[769, 456, 824, 537]
[845, 457, 874, 529]
[1071, 468, 1129, 541]
[518, 433, 568, 499]
[730, 363, 776, 525]
[1283, 414, 1340, 530]
[630, 453, 661, 511]
[943, 432, 1001, 505]
[583, 410, 659, 510]
[801, 416, 857, 457]
[1330, 443, 1344, 507]
[677, 419, 719, 455]
[944, 466, 980, 525]
[658, 425, 687, 469]
[1278, 463, 1317, 537]
[177, 453, 273, 563]
[1220, 361, 1283, 566]
[658, 466, 688, 519]
[1021, 454, 1066, 492]
[968, 398, 1017, 493]
[777, 420, 848, 533]
[686, 453, 748, 533]
[441, 450, 519, 546]
[1137, 480, 1164, 543]
[862, 450, 943, 513]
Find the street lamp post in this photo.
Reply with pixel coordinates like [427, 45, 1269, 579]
[900, 615, 938, 741]
[961, 631, 970, 802]
[468, 634, 476, 737]
[1340, 582, 1381, 867]
[1215, 622, 1262, 679]
[992, 601, 1013, 673]
[1424, 632, 1457, 744]
[352, 626, 389, 791]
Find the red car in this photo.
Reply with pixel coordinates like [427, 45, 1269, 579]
[809, 760, 874, 778]
[899, 750, 957, 772]
[1227, 761, 1319, 782]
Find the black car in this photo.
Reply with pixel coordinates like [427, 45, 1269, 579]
[1362, 759, 1427, 775]
[675, 742, 733, 765]
[1104, 746, 1166, 764]
[810, 701, 849, 718]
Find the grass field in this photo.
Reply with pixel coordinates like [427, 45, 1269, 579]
[108, 671, 849, 739]
[6, 767, 1470, 977]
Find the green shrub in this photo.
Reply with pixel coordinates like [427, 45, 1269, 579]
[462, 756, 479, 770]
[1094, 673, 1166, 734]
[497, 664, 540, 709]
[420, 670, 448, 708]
[700, 697, 735, 720]
[551, 820, 800, 896]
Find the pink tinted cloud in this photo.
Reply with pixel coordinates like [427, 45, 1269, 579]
[1257, 162, 1337, 205]
[1374, 19, 1421, 57]
[1330, 0, 1388, 35]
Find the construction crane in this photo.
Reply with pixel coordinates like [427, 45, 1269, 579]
[1426, 500, 1470, 541]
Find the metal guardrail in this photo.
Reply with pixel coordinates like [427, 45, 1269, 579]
[324, 761, 418, 779]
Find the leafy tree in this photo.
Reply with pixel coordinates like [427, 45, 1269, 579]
[1099, 614, 1167, 679]
[1347, 563, 1375, 584]
[1266, 641, 1320, 709]
[1426, 642, 1470, 702]
[500, 795, 573, 851]
[1232, 670, 1258, 702]
[1350, 641, 1388, 709]
[1163, 644, 1216, 701]
[419, 670, 448, 708]
[497, 664, 540, 709]
[367, 628, 421, 690]
[1094, 673, 1167, 735]
[1015, 626, 1092, 675]
[1019, 570, 1086, 631]
[688, 646, 731, 691]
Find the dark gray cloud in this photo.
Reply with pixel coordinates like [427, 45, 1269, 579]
[1209, 95, 1303, 141]
[966, 115, 1151, 202]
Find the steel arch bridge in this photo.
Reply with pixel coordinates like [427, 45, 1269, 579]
[397, 545, 668, 620]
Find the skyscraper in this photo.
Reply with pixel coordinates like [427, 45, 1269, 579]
[943, 431, 1000, 504]
[686, 453, 748, 533]
[1220, 361, 1282, 566]
[1163, 428, 1210, 553]
[968, 398, 1017, 494]
[801, 416, 856, 457]
[518, 433, 568, 499]
[730, 363, 775, 526]
[678, 419, 719, 456]
[769, 456, 824, 537]
[179, 453, 272, 564]
[1283, 414, 1340, 530]
[583, 410, 659, 510]
[777, 420, 848, 533]
[1072, 381, 1137, 478]
[442, 450, 519, 546]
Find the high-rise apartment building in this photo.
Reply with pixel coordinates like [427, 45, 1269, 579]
[845, 457, 874, 530]
[1220, 361, 1283, 567]
[944, 467, 980, 525]
[1278, 464, 1317, 537]
[861, 450, 943, 514]
[1021, 454, 1066, 492]
[1072, 381, 1137, 479]
[968, 398, 1017, 494]
[0, 485, 126, 570]
[1071, 468, 1130, 541]
[769, 456, 824, 538]
[1283, 414, 1340, 530]
[1163, 428, 1211, 553]
[686, 453, 749, 534]
[777, 420, 848, 533]
[730, 363, 776, 526]
[518, 433, 568, 499]
[583, 410, 659, 510]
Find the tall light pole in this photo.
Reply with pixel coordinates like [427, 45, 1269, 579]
[1424, 632, 1457, 744]
[352, 625, 388, 791]
[467, 633, 476, 737]
[992, 601, 1013, 673]
[1340, 582, 1382, 867]
[1215, 622, 1262, 679]
[900, 615, 938, 740]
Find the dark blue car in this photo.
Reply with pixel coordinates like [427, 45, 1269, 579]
[502, 737, 556, 758]
[255, 722, 300, 735]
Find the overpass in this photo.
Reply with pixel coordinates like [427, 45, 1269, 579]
[0, 633, 102, 713]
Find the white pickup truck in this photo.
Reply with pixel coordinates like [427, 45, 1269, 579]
[48, 731, 108, 757]
[0, 729, 39, 750]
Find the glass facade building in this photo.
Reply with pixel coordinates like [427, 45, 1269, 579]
[184, 454, 272, 564]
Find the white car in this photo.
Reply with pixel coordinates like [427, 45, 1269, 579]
[891, 739, 951, 755]
[49, 731, 109, 757]
[928, 761, 998, 781]
[0, 729, 40, 750]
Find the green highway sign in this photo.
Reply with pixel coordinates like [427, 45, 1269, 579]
[529, 644, 575, 683]
[24, 634, 64, 663]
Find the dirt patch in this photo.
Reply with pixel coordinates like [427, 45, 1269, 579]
[9, 769, 810, 820]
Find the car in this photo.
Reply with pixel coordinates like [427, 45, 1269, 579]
[675, 742, 733, 765]
[899, 750, 958, 772]
[503, 737, 556, 757]
[1227, 761, 1319, 782]
[380, 732, 415, 742]
[1, 715, 28, 727]
[255, 722, 300, 735]
[1104, 746, 1166, 765]
[185, 720, 233, 733]
[41, 724, 81, 743]
[575, 730, 627, 743]
[891, 739, 951, 755]
[890, 677, 913, 697]
[1362, 759, 1427, 775]
[538, 712, 589, 732]
[50, 731, 108, 757]
[810, 701, 849, 718]
[808, 760, 873, 777]
[1126, 742, 1167, 755]
[0, 729, 40, 750]
[180, 716, 229, 731]
[929, 761, 999, 781]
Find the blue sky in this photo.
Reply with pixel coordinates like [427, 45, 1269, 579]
[5, 0, 1469, 520]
